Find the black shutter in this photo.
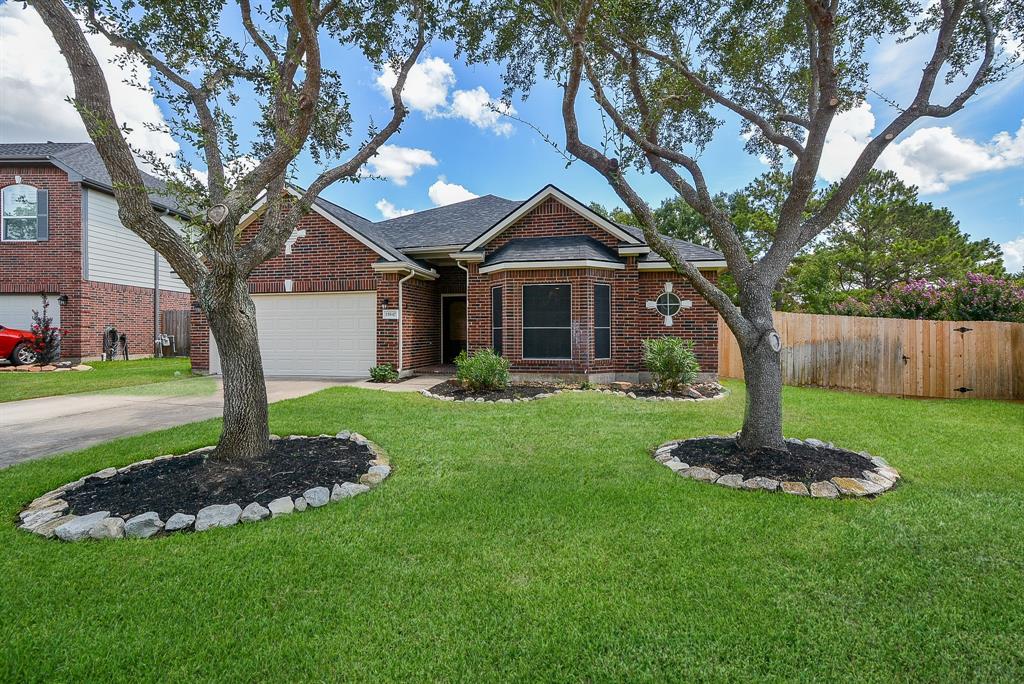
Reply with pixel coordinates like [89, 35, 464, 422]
[35, 189, 49, 241]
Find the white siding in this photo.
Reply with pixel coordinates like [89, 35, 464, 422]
[84, 190, 190, 293]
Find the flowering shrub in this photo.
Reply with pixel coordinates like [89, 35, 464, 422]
[31, 294, 66, 364]
[832, 274, 1024, 322]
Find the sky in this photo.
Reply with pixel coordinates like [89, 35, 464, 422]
[1, 3, 1022, 271]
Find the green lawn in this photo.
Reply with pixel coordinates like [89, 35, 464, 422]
[2, 382, 1022, 680]
[0, 357, 193, 402]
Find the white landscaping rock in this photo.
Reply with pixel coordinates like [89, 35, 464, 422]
[89, 517, 126, 540]
[89, 467, 118, 479]
[125, 512, 164, 539]
[809, 481, 840, 499]
[332, 482, 371, 501]
[664, 459, 690, 472]
[303, 487, 330, 507]
[55, 511, 110, 542]
[367, 464, 392, 479]
[679, 466, 719, 482]
[165, 513, 196, 532]
[715, 474, 745, 489]
[294, 497, 308, 512]
[194, 504, 243, 532]
[240, 502, 271, 523]
[267, 497, 295, 517]
[741, 476, 780, 492]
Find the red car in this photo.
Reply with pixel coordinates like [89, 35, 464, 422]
[0, 326, 39, 365]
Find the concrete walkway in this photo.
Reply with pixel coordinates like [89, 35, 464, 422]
[0, 375, 441, 468]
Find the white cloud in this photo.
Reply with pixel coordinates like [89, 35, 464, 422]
[428, 177, 479, 206]
[1001, 235, 1024, 273]
[0, 5, 179, 168]
[361, 144, 437, 186]
[375, 199, 414, 219]
[449, 87, 516, 136]
[819, 103, 1024, 193]
[376, 57, 516, 136]
[376, 56, 454, 116]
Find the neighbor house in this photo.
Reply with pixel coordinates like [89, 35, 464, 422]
[191, 184, 726, 381]
[0, 143, 191, 359]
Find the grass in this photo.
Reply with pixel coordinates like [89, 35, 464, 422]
[0, 357, 193, 402]
[1, 382, 1022, 681]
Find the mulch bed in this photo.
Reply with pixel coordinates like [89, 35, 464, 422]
[670, 436, 874, 483]
[62, 437, 374, 520]
[428, 380, 559, 401]
[628, 382, 724, 399]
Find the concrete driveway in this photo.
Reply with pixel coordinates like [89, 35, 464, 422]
[0, 375, 439, 468]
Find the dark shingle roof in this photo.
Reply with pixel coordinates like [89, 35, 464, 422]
[374, 195, 522, 249]
[0, 142, 183, 214]
[312, 194, 434, 272]
[486, 235, 621, 266]
[617, 224, 724, 262]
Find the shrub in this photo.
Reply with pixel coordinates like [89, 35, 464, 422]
[369, 364, 399, 383]
[30, 294, 66, 364]
[455, 348, 510, 391]
[642, 337, 700, 392]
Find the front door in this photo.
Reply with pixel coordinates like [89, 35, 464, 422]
[442, 296, 467, 363]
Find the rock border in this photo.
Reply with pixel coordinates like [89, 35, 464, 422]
[16, 431, 390, 542]
[0, 361, 92, 373]
[652, 436, 901, 499]
[572, 383, 729, 403]
[419, 387, 563, 403]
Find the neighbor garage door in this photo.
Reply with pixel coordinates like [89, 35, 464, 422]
[209, 292, 376, 377]
[0, 294, 60, 330]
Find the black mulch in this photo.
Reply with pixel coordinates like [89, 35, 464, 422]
[429, 380, 559, 401]
[62, 437, 374, 520]
[669, 437, 874, 483]
[629, 382, 724, 399]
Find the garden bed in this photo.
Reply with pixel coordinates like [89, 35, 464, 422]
[594, 381, 726, 401]
[423, 380, 562, 403]
[654, 436, 900, 497]
[17, 432, 391, 541]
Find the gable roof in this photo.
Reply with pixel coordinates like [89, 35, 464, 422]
[0, 142, 184, 215]
[617, 225, 726, 264]
[374, 195, 522, 249]
[461, 185, 643, 253]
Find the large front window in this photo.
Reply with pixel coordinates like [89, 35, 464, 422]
[1, 184, 48, 241]
[522, 284, 571, 359]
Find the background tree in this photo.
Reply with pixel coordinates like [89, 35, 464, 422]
[473, 0, 1013, 451]
[31, 0, 442, 459]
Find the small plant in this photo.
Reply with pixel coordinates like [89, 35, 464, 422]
[30, 294, 66, 364]
[369, 364, 399, 383]
[455, 348, 510, 391]
[580, 380, 595, 390]
[642, 337, 700, 392]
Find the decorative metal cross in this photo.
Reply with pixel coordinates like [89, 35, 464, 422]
[645, 281, 692, 327]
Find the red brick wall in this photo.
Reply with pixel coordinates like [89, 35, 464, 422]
[464, 196, 721, 377]
[401, 276, 440, 369]
[375, 274, 399, 369]
[0, 165, 85, 356]
[79, 281, 190, 358]
[190, 305, 210, 371]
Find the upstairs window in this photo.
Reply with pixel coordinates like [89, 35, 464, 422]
[2, 184, 48, 241]
[523, 284, 572, 359]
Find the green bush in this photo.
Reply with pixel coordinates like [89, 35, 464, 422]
[642, 337, 700, 391]
[455, 349, 510, 391]
[369, 364, 399, 383]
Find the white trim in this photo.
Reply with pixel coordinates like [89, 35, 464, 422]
[617, 245, 650, 256]
[371, 262, 438, 279]
[521, 282, 573, 361]
[1, 183, 41, 242]
[462, 185, 643, 252]
[479, 259, 625, 274]
[638, 260, 728, 271]
[240, 187, 399, 262]
[451, 251, 484, 263]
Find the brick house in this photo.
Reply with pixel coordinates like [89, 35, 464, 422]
[193, 184, 725, 381]
[0, 143, 191, 360]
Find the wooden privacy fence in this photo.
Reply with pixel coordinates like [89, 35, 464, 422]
[160, 309, 191, 357]
[718, 311, 1024, 400]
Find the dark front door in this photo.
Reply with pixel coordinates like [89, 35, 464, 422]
[442, 296, 467, 363]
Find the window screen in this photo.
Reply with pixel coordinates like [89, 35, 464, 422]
[522, 284, 571, 359]
[491, 286, 503, 355]
[594, 284, 611, 359]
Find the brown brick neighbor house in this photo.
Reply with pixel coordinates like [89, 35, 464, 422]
[0, 143, 191, 360]
[193, 184, 726, 382]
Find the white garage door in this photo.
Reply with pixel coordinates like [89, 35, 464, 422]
[209, 292, 376, 377]
[0, 294, 61, 330]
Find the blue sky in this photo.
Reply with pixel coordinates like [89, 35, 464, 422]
[1, 3, 1022, 269]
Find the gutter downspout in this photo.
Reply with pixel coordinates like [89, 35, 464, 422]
[397, 270, 416, 373]
[455, 260, 470, 355]
[153, 251, 161, 357]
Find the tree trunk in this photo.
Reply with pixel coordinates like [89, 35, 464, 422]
[735, 291, 786, 452]
[204, 276, 270, 460]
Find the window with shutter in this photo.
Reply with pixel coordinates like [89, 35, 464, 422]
[1, 184, 44, 241]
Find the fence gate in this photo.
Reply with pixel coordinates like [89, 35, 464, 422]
[160, 310, 191, 357]
[718, 312, 1024, 400]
